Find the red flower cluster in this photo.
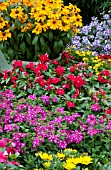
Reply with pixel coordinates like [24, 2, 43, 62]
[56, 88, 65, 95]
[97, 70, 111, 84]
[55, 66, 65, 75]
[39, 53, 49, 63]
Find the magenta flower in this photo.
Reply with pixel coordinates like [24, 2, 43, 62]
[91, 103, 101, 112]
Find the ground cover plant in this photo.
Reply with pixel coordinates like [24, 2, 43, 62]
[1, 0, 111, 170]
[1, 51, 111, 169]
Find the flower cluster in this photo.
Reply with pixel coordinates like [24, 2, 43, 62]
[34, 149, 92, 170]
[70, 11, 111, 55]
[0, 0, 82, 61]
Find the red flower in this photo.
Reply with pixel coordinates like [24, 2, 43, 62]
[46, 85, 54, 90]
[33, 67, 41, 76]
[51, 60, 59, 65]
[56, 88, 65, 95]
[23, 72, 28, 76]
[13, 60, 22, 67]
[40, 53, 49, 63]
[11, 76, 17, 83]
[62, 83, 70, 89]
[38, 64, 48, 71]
[3, 70, 10, 80]
[13, 83, 17, 88]
[72, 76, 84, 88]
[26, 62, 34, 70]
[72, 89, 80, 98]
[6, 147, 17, 155]
[46, 78, 52, 85]
[97, 74, 108, 83]
[39, 79, 45, 87]
[66, 74, 75, 81]
[66, 101, 75, 108]
[70, 66, 75, 72]
[105, 108, 111, 114]
[55, 66, 65, 75]
[101, 70, 110, 76]
[51, 77, 60, 84]
[0, 151, 8, 163]
[19, 66, 24, 72]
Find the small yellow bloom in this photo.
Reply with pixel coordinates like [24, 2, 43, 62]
[57, 152, 65, 160]
[44, 161, 50, 167]
[63, 162, 76, 170]
[79, 156, 93, 165]
[39, 153, 53, 161]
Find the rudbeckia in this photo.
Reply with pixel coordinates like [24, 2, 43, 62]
[0, 29, 11, 41]
[10, 6, 24, 19]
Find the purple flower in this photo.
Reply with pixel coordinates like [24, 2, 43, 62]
[103, 14, 110, 20]
[86, 114, 96, 126]
[56, 107, 64, 114]
[41, 95, 50, 106]
[91, 103, 101, 112]
[28, 94, 36, 100]
[87, 127, 98, 136]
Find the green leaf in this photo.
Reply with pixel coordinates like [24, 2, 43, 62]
[58, 40, 63, 48]
[20, 42, 26, 54]
[32, 36, 39, 45]
[15, 18, 21, 30]
[26, 33, 32, 45]
[27, 88, 33, 94]
[40, 36, 45, 47]
[48, 30, 53, 41]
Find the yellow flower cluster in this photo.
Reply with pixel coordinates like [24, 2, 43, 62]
[35, 148, 92, 170]
[70, 50, 106, 75]
[0, 0, 82, 41]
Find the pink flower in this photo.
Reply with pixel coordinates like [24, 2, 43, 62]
[0, 151, 8, 163]
[91, 103, 101, 112]
[0, 139, 6, 148]
[8, 160, 20, 166]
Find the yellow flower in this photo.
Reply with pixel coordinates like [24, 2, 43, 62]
[63, 162, 76, 170]
[44, 161, 50, 167]
[57, 152, 65, 160]
[0, 17, 8, 29]
[82, 57, 88, 62]
[0, 29, 11, 41]
[47, 19, 61, 30]
[0, 2, 8, 11]
[74, 14, 83, 27]
[10, 6, 24, 19]
[32, 23, 42, 34]
[79, 156, 93, 165]
[18, 14, 28, 23]
[39, 153, 53, 161]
